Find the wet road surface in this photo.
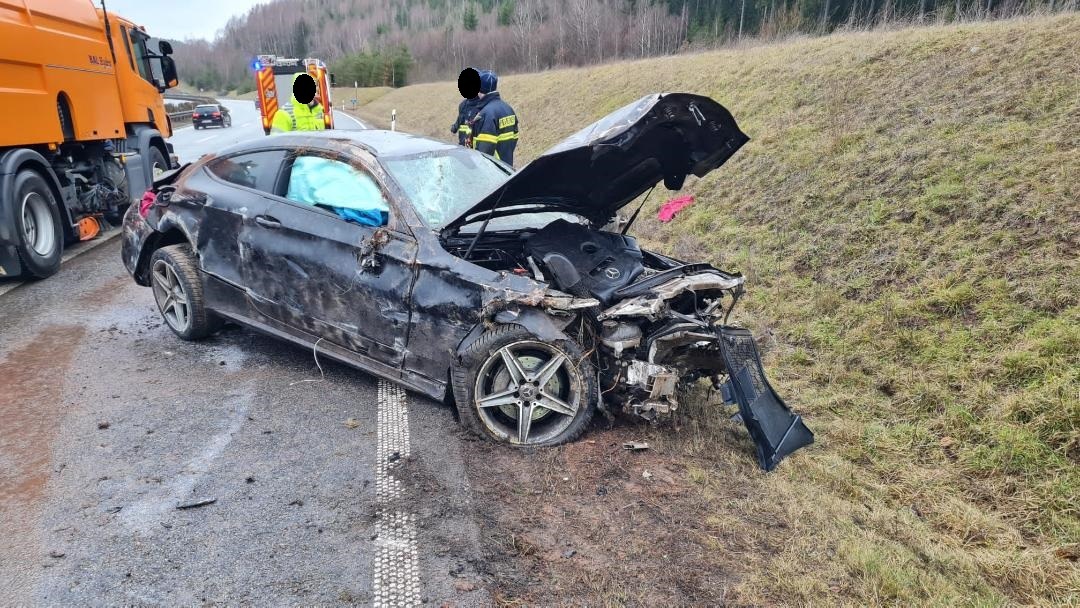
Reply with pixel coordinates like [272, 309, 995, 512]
[0, 108, 489, 604]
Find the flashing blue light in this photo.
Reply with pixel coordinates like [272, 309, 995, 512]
[252, 59, 262, 71]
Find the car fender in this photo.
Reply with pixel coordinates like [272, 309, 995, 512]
[456, 305, 571, 359]
[129, 210, 196, 285]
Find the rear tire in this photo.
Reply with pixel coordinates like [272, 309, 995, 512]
[8, 168, 63, 278]
[452, 324, 597, 447]
[149, 244, 220, 340]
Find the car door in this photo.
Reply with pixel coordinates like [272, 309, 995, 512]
[246, 151, 418, 368]
[195, 150, 287, 315]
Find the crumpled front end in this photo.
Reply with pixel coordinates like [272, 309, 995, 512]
[596, 267, 813, 471]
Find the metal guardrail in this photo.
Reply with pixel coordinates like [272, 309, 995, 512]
[164, 92, 217, 104]
[168, 111, 193, 125]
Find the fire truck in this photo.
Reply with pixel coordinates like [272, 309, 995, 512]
[253, 55, 336, 135]
[0, 0, 178, 279]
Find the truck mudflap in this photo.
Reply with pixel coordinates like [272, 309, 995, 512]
[716, 327, 814, 471]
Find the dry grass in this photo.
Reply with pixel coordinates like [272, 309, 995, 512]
[366, 14, 1078, 605]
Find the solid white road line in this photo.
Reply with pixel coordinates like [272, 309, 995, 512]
[373, 379, 420, 607]
[337, 112, 368, 130]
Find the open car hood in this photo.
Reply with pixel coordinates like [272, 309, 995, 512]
[444, 93, 749, 232]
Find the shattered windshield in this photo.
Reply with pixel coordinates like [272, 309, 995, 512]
[382, 148, 510, 230]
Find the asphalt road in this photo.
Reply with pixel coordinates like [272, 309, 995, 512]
[169, 99, 368, 165]
[0, 107, 491, 606]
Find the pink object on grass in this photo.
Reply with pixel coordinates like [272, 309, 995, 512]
[657, 195, 695, 223]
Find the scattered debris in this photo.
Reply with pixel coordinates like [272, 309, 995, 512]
[623, 441, 650, 451]
[48, 551, 65, 559]
[176, 498, 216, 510]
[288, 499, 304, 507]
[343, 418, 361, 429]
[388, 451, 401, 463]
[657, 194, 696, 223]
[453, 581, 477, 592]
[642, 469, 653, 480]
[561, 549, 577, 559]
[245, 476, 256, 484]
[104, 506, 122, 514]
[1056, 545, 1079, 561]
[96, 421, 110, 430]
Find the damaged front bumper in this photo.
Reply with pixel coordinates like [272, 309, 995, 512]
[611, 325, 813, 471]
[597, 268, 813, 471]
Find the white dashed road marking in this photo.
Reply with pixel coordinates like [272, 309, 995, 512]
[373, 379, 420, 607]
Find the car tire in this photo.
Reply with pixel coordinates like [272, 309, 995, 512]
[149, 244, 221, 340]
[452, 324, 597, 447]
[8, 168, 63, 278]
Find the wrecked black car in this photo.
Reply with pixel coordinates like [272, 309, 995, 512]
[122, 93, 812, 470]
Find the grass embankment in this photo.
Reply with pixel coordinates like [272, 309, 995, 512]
[365, 14, 1077, 605]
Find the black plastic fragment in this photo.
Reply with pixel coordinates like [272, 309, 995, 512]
[716, 327, 814, 471]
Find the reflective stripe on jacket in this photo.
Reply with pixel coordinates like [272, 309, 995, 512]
[451, 97, 479, 146]
[469, 92, 518, 166]
[271, 72, 326, 132]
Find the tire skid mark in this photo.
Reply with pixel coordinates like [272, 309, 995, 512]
[119, 395, 251, 534]
[373, 379, 420, 607]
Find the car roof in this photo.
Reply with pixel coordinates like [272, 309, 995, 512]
[215, 129, 459, 159]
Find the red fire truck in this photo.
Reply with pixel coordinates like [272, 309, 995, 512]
[253, 55, 335, 135]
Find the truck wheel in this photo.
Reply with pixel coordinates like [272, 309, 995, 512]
[149, 244, 220, 340]
[452, 324, 598, 447]
[148, 146, 168, 179]
[8, 168, 63, 278]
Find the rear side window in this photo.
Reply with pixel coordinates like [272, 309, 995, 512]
[206, 150, 285, 193]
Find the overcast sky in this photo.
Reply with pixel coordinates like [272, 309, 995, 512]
[105, 0, 268, 42]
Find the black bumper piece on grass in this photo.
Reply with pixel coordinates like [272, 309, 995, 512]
[717, 327, 814, 471]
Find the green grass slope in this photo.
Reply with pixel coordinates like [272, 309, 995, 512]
[358, 14, 1079, 603]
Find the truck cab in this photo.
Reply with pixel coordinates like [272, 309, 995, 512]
[0, 0, 178, 279]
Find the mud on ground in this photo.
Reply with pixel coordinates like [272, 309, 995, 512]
[461, 412, 767, 607]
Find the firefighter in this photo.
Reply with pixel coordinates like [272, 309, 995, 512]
[451, 67, 480, 146]
[271, 72, 325, 133]
[469, 70, 518, 166]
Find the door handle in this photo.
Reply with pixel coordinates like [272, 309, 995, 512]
[255, 215, 281, 229]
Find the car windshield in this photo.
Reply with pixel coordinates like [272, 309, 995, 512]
[382, 148, 510, 230]
[195, 105, 217, 112]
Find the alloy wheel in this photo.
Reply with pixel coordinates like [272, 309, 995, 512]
[474, 340, 582, 445]
[151, 259, 191, 332]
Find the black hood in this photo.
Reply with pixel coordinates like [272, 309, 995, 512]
[444, 93, 749, 232]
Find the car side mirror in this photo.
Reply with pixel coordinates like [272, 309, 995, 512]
[159, 40, 174, 55]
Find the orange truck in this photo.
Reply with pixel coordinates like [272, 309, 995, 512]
[0, 0, 179, 279]
[253, 54, 335, 135]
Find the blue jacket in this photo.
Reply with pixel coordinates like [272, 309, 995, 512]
[469, 92, 518, 166]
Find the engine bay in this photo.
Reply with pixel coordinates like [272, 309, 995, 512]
[443, 218, 676, 304]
